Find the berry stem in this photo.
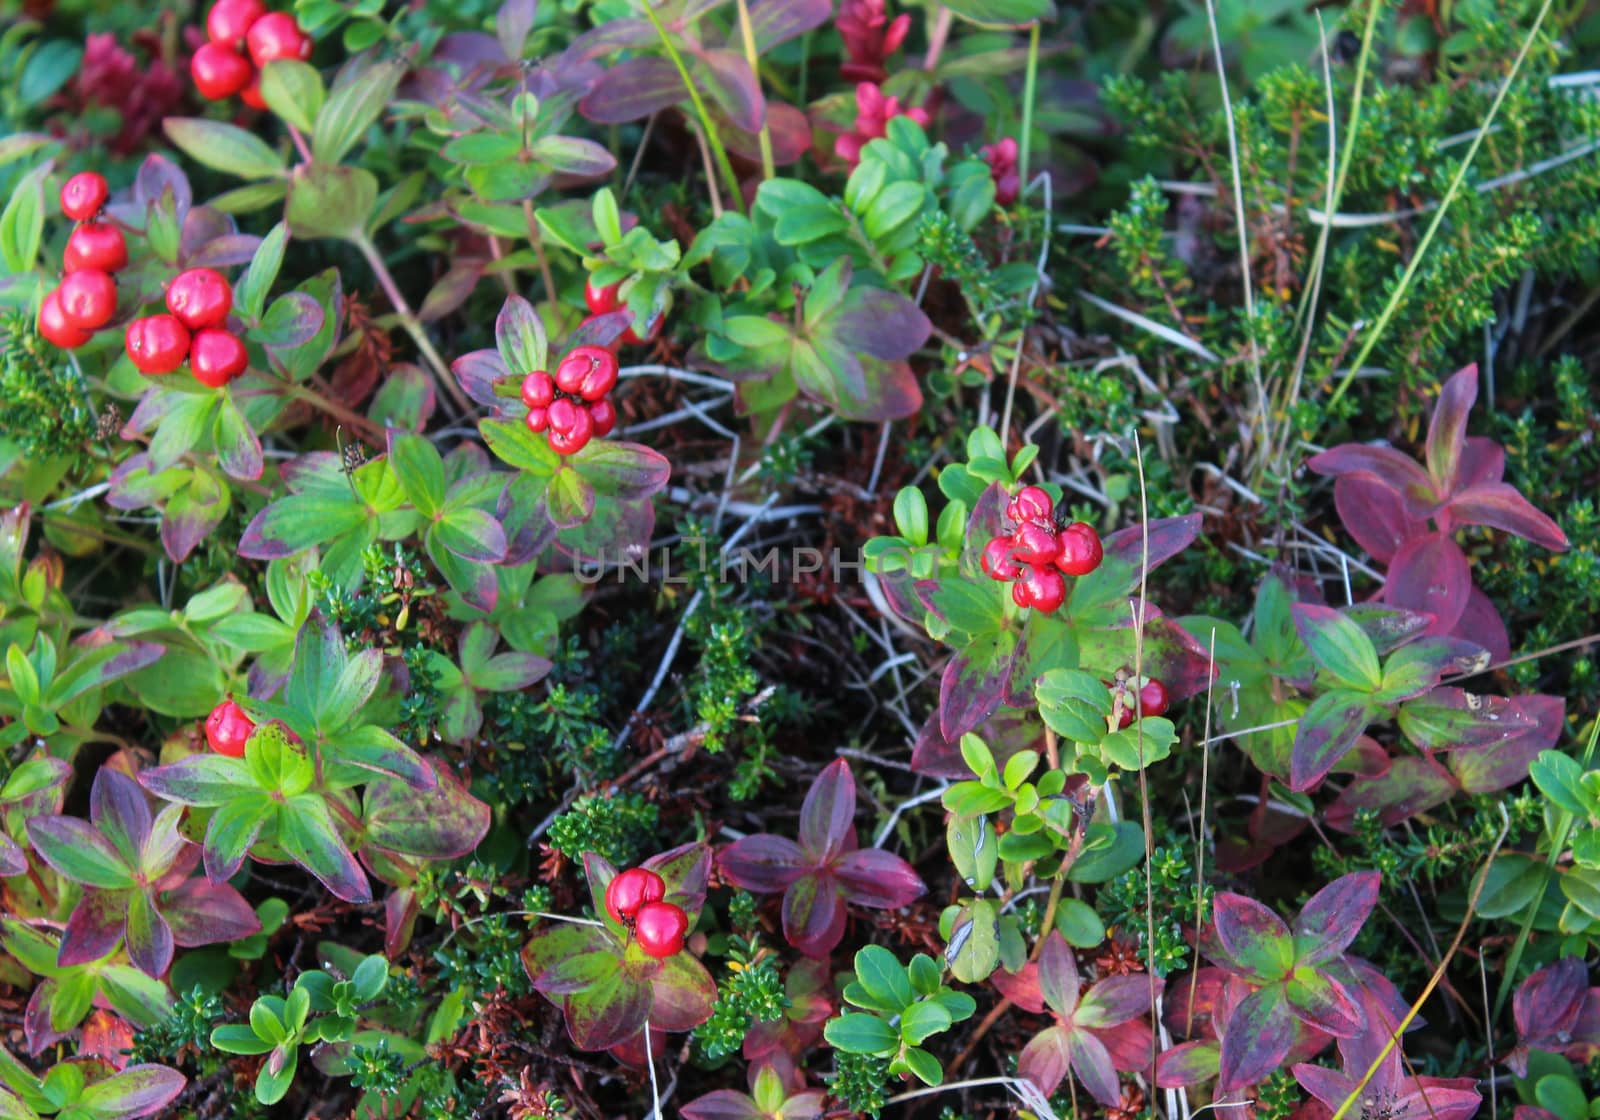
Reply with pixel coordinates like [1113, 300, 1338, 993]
[353, 234, 472, 415]
[286, 123, 313, 164]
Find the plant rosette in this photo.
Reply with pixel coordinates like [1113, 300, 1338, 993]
[521, 843, 717, 1053]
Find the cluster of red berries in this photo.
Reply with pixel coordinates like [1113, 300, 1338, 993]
[1109, 670, 1169, 729]
[604, 867, 688, 959]
[979, 485, 1104, 614]
[521, 344, 619, 456]
[836, 81, 931, 168]
[582, 276, 663, 348]
[125, 268, 247, 386]
[37, 173, 128, 350]
[191, 0, 312, 106]
[204, 698, 256, 757]
[980, 137, 1021, 207]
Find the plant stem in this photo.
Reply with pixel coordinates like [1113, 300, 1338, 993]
[1018, 21, 1041, 188]
[1325, 0, 1554, 413]
[640, 2, 747, 215]
[522, 200, 558, 305]
[922, 6, 952, 70]
[353, 234, 472, 415]
[733, 0, 776, 181]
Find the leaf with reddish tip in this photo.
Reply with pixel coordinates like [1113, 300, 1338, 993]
[1078, 974, 1153, 1029]
[1036, 933, 1081, 1018]
[718, 834, 809, 895]
[1381, 532, 1471, 637]
[1156, 1040, 1220, 1087]
[1325, 755, 1458, 831]
[1289, 690, 1381, 792]
[1067, 1028, 1124, 1107]
[648, 950, 718, 1031]
[1450, 694, 1564, 794]
[362, 765, 490, 860]
[536, 951, 619, 996]
[1292, 872, 1380, 964]
[1376, 634, 1487, 703]
[1017, 1024, 1071, 1095]
[162, 878, 261, 947]
[522, 923, 603, 986]
[563, 968, 653, 1051]
[782, 872, 846, 958]
[834, 848, 925, 909]
[1211, 893, 1292, 981]
[1285, 968, 1363, 1037]
[1343, 603, 1435, 655]
[1448, 483, 1569, 551]
[1218, 985, 1296, 1091]
[580, 56, 684, 123]
[58, 889, 128, 967]
[573, 441, 672, 503]
[1305, 445, 1437, 517]
[832, 287, 933, 362]
[495, 294, 546, 379]
[125, 889, 176, 977]
[452, 349, 510, 411]
[279, 795, 371, 903]
[1398, 687, 1533, 752]
[799, 759, 855, 863]
[1100, 514, 1202, 579]
[1425, 364, 1478, 490]
[1334, 476, 1424, 563]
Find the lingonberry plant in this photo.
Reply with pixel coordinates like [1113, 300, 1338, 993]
[1, 0, 1597, 1114]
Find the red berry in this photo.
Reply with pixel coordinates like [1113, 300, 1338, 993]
[584, 276, 621, 315]
[37, 289, 91, 349]
[589, 397, 616, 438]
[124, 315, 191, 375]
[1006, 485, 1053, 524]
[190, 328, 248, 387]
[547, 396, 579, 434]
[166, 268, 233, 330]
[1054, 522, 1103, 577]
[191, 41, 254, 100]
[555, 345, 619, 401]
[1011, 565, 1065, 613]
[548, 405, 594, 456]
[204, 699, 256, 757]
[633, 900, 688, 958]
[240, 73, 266, 110]
[63, 222, 128, 274]
[525, 407, 549, 434]
[621, 309, 663, 347]
[246, 12, 312, 67]
[57, 269, 117, 330]
[1138, 678, 1170, 718]
[604, 868, 666, 924]
[60, 172, 109, 221]
[521, 370, 555, 409]
[979, 536, 1022, 582]
[207, 0, 268, 47]
[1010, 521, 1058, 566]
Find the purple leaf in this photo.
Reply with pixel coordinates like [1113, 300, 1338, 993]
[1211, 892, 1292, 981]
[495, 294, 546, 379]
[834, 848, 925, 909]
[1156, 1040, 1220, 1087]
[0, 834, 25, 877]
[1381, 532, 1470, 636]
[452, 348, 511, 410]
[750, 0, 831, 48]
[58, 889, 128, 967]
[1289, 690, 1380, 792]
[186, 233, 262, 270]
[1425, 364, 1477, 490]
[1326, 755, 1458, 831]
[1036, 933, 1081, 1018]
[1344, 602, 1435, 655]
[1450, 586, 1510, 664]
[832, 287, 932, 361]
[682, 1091, 765, 1120]
[693, 48, 765, 134]
[781, 872, 846, 958]
[162, 481, 229, 565]
[648, 949, 718, 1031]
[162, 878, 262, 947]
[78, 1063, 188, 1119]
[1514, 957, 1588, 1045]
[257, 292, 327, 352]
[125, 888, 176, 977]
[799, 759, 855, 863]
[1305, 444, 1437, 518]
[1450, 694, 1564, 794]
[1334, 476, 1424, 563]
[1398, 687, 1534, 752]
[90, 767, 153, 865]
[1457, 436, 1504, 488]
[495, 0, 538, 60]
[938, 636, 1013, 741]
[1284, 970, 1363, 1037]
[1293, 872, 1380, 964]
[580, 56, 685, 123]
[718, 833, 809, 894]
[1079, 974, 1155, 1029]
[1067, 1028, 1124, 1107]
[1017, 1025, 1071, 1095]
[1446, 483, 1569, 551]
[135, 154, 192, 219]
[563, 20, 656, 64]
[1100, 514, 1202, 577]
[1218, 985, 1296, 1091]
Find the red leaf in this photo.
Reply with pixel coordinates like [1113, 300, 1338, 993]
[1305, 445, 1437, 517]
[1446, 482, 1569, 551]
[1292, 872, 1379, 965]
[1334, 476, 1424, 564]
[1017, 1025, 1070, 1095]
[1449, 694, 1565, 794]
[1211, 892, 1292, 981]
[798, 760, 855, 863]
[1079, 974, 1153, 1029]
[1425, 364, 1478, 491]
[1450, 586, 1510, 663]
[579, 57, 684, 124]
[1100, 514, 1201, 578]
[991, 961, 1045, 1014]
[1218, 985, 1296, 1091]
[1381, 532, 1470, 636]
[781, 872, 846, 958]
[834, 848, 925, 909]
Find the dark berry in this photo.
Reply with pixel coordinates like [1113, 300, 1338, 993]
[1055, 522, 1103, 577]
[204, 698, 255, 757]
[60, 172, 109, 221]
[604, 868, 666, 924]
[38, 290, 92, 349]
[124, 314, 191, 375]
[190, 328, 248, 387]
[57, 269, 117, 330]
[191, 42, 254, 100]
[63, 222, 128, 274]
[633, 900, 688, 958]
[166, 268, 232, 330]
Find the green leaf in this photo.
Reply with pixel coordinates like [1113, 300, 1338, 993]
[259, 60, 325, 135]
[19, 41, 82, 106]
[211, 1023, 275, 1055]
[900, 1046, 944, 1086]
[284, 163, 377, 241]
[1293, 605, 1381, 691]
[0, 163, 46, 274]
[941, 0, 1055, 27]
[822, 1012, 898, 1055]
[899, 1000, 953, 1046]
[312, 61, 402, 165]
[163, 118, 287, 180]
[945, 898, 999, 983]
[1055, 898, 1106, 947]
[1036, 670, 1113, 744]
[947, 814, 997, 894]
[851, 945, 914, 1011]
[1098, 717, 1177, 772]
[388, 434, 446, 518]
[1530, 751, 1592, 818]
[495, 294, 547, 378]
[236, 223, 289, 323]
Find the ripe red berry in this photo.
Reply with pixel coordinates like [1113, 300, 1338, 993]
[37, 289, 92, 349]
[1006, 485, 1054, 525]
[1009, 521, 1058, 567]
[124, 315, 191, 375]
[60, 172, 109, 221]
[191, 42, 254, 100]
[1137, 678, 1170, 718]
[57, 269, 117, 330]
[166, 268, 233, 330]
[589, 397, 617, 438]
[633, 900, 688, 958]
[1054, 521, 1103, 577]
[246, 12, 312, 67]
[1011, 565, 1065, 613]
[979, 536, 1022, 582]
[548, 404, 594, 456]
[555, 345, 619, 401]
[547, 396, 579, 434]
[190, 328, 248, 387]
[204, 698, 256, 757]
[207, 0, 268, 47]
[584, 276, 621, 315]
[525, 406, 548, 434]
[240, 74, 267, 110]
[63, 222, 128, 274]
[521, 370, 555, 410]
[604, 868, 666, 924]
